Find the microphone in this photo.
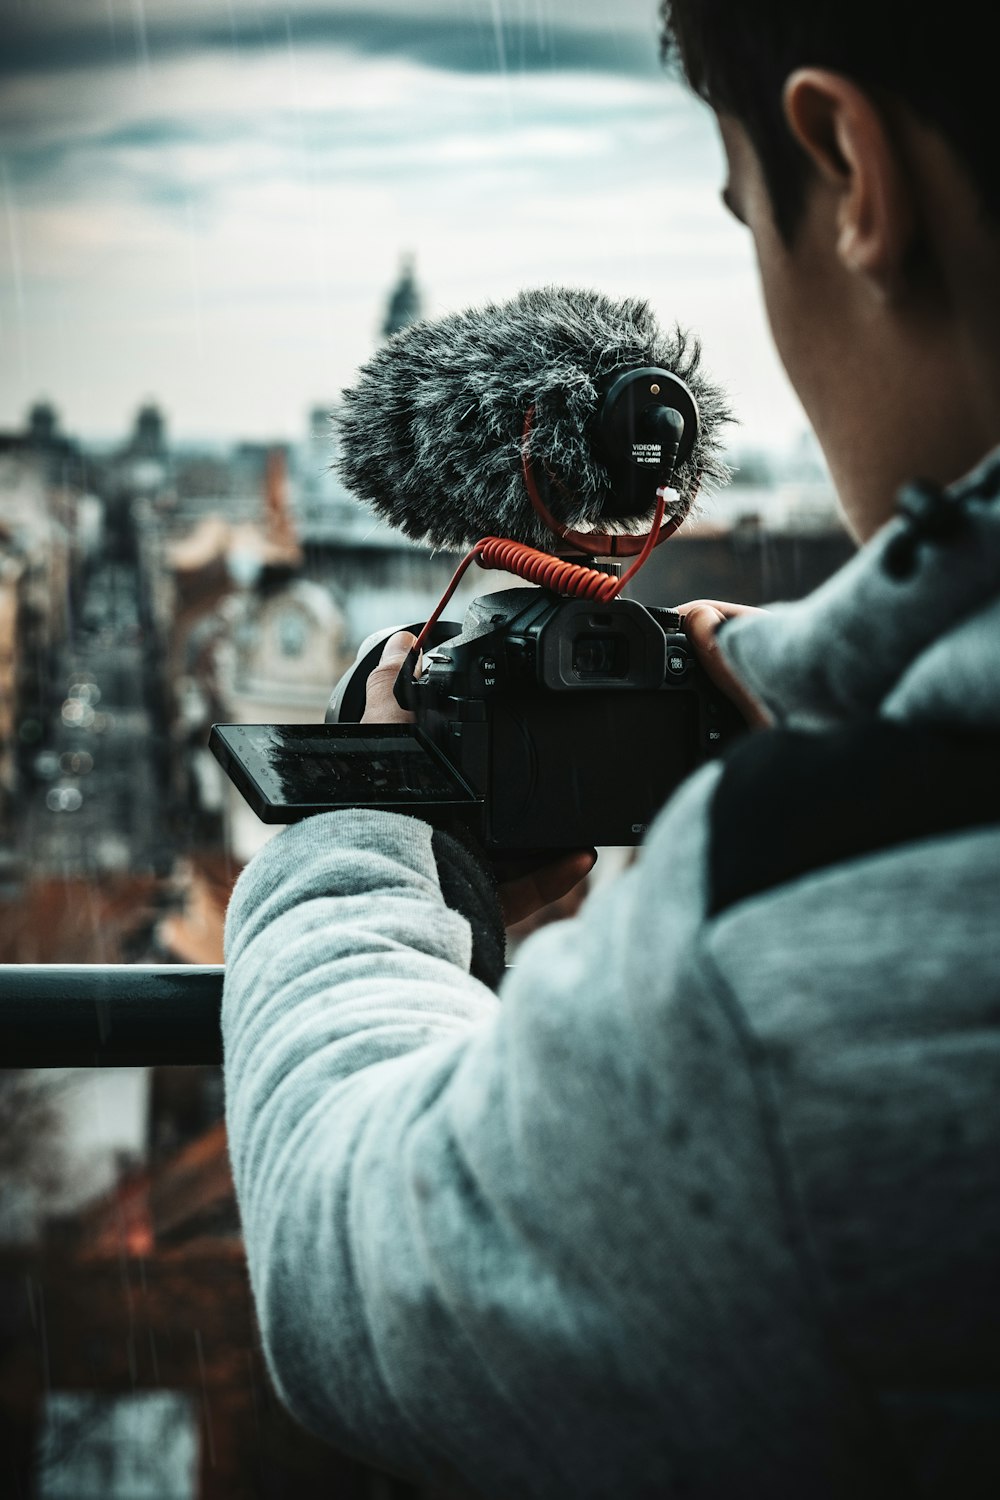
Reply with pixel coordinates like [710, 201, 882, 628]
[335, 286, 733, 551]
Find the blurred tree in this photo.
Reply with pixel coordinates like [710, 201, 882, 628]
[0, 1070, 65, 1242]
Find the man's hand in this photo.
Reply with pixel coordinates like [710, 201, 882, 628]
[673, 599, 772, 730]
[360, 631, 596, 925]
[492, 849, 597, 929]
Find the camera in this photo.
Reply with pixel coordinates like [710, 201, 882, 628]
[209, 583, 745, 855]
[210, 321, 742, 855]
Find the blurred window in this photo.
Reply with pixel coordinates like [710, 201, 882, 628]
[278, 609, 307, 658]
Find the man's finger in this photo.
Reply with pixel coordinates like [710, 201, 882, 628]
[675, 603, 772, 730]
[361, 631, 418, 725]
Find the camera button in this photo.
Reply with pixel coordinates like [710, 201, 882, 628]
[665, 649, 690, 677]
[479, 655, 499, 688]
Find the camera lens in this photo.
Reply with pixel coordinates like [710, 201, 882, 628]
[572, 633, 629, 679]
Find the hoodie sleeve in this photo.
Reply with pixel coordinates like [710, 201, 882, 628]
[222, 787, 866, 1500]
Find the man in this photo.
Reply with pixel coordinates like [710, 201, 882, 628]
[222, 4, 1000, 1494]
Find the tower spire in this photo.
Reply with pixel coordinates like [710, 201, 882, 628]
[381, 253, 423, 339]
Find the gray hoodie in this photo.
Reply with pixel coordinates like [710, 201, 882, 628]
[222, 457, 1000, 1498]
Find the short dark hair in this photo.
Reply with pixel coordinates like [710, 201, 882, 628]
[660, 2, 998, 241]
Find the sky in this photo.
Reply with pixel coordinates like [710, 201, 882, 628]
[0, 0, 809, 449]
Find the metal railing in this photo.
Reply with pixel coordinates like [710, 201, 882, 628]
[0, 966, 224, 1066]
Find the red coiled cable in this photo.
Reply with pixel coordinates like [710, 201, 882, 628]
[474, 536, 620, 601]
[410, 488, 667, 658]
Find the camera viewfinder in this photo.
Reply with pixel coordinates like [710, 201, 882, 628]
[572, 633, 630, 679]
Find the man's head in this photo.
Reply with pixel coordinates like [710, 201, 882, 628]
[660, 2, 1000, 540]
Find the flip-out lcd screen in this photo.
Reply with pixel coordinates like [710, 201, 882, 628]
[209, 723, 480, 823]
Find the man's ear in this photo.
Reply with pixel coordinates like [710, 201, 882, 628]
[782, 68, 915, 295]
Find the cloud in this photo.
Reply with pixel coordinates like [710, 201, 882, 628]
[2, 1, 663, 80]
[1, 49, 697, 207]
[0, 7, 808, 450]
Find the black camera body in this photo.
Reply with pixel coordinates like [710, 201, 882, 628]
[210, 586, 744, 854]
[324, 585, 744, 851]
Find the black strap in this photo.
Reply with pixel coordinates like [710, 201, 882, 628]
[431, 826, 506, 990]
[709, 720, 1000, 917]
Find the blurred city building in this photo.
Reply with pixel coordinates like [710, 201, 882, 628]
[0, 407, 89, 870]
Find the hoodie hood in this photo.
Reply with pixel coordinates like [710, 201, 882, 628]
[717, 450, 1000, 733]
